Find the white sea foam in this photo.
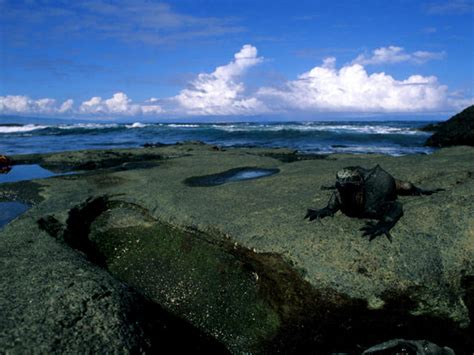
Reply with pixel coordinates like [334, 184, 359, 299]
[57, 123, 119, 130]
[329, 145, 432, 156]
[0, 124, 48, 133]
[211, 123, 423, 135]
[211, 124, 266, 132]
[166, 124, 200, 128]
[314, 125, 421, 135]
[125, 122, 148, 129]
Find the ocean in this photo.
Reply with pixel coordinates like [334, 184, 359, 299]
[0, 119, 436, 156]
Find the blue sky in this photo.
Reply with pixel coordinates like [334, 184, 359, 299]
[0, 0, 473, 119]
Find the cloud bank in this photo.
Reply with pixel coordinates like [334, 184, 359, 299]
[1, 44, 471, 117]
[258, 57, 458, 112]
[79, 93, 162, 115]
[1, 93, 162, 116]
[0, 96, 74, 115]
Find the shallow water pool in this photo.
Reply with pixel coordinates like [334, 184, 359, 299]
[0, 164, 60, 184]
[0, 202, 30, 229]
[184, 167, 280, 187]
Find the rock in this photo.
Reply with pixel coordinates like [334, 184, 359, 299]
[9, 148, 163, 173]
[362, 339, 455, 354]
[1, 143, 474, 353]
[143, 142, 169, 148]
[424, 105, 474, 147]
[419, 123, 440, 132]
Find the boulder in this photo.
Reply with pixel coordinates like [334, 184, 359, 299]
[424, 105, 474, 147]
[362, 339, 454, 354]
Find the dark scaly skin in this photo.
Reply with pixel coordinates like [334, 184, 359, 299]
[305, 165, 444, 242]
[0, 155, 12, 174]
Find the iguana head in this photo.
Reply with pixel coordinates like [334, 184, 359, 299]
[336, 167, 364, 189]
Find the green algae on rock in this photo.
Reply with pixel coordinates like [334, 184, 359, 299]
[84, 199, 280, 353]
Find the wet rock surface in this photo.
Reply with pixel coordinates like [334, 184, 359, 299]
[1, 142, 473, 353]
[362, 339, 454, 354]
[10, 148, 164, 173]
[423, 105, 474, 147]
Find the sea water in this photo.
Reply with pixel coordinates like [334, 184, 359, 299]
[0, 164, 59, 183]
[0, 119, 435, 156]
[0, 201, 30, 229]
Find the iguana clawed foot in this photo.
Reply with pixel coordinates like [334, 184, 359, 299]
[360, 221, 393, 242]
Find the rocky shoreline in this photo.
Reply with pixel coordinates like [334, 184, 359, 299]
[422, 105, 474, 147]
[1, 143, 473, 353]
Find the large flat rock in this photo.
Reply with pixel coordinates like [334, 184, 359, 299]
[1, 144, 473, 353]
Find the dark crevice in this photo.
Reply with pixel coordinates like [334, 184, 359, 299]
[461, 274, 474, 346]
[62, 196, 110, 266]
[37, 195, 230, 353]
[126, 291, 231, 353]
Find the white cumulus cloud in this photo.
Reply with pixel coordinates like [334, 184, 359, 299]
[59, 99, 74, 113]
[352, 46, 445, 65]
[258, 57, 456, 112]
[0, 93, 163, 116]
[0, 95, 74, 114]
[174, 44, 268, 115]
[79, 92, 163, 115]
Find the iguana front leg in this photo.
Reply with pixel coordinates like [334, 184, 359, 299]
[360, 201, 403, 242]
[305, 191, 341, 222]
[395, 179, 444, 196]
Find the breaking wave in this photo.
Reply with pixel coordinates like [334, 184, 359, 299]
[0, 119, 435, 156]
[125, 122, 149, 129]
[209, 123, 425, 135]
[0, 124, 49, 133]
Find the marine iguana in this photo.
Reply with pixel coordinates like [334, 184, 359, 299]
[305, 165, 444, 241]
